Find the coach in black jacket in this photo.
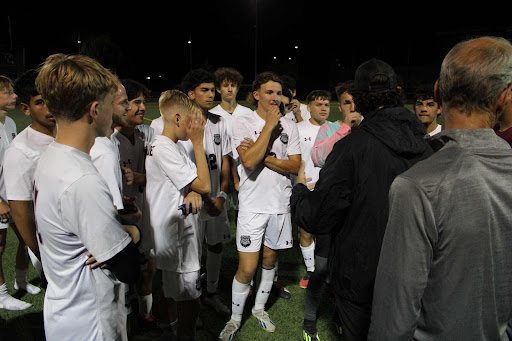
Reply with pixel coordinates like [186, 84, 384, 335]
[291, 58, 433, 341]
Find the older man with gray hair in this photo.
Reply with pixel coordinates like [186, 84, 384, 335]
[369, 36, 512, 340]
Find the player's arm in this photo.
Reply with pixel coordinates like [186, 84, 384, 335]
[104, 242, 141, 284]
[264, 154, 301, 175]
[229, 156, 240, 191]
[132, 171, 146, 186]
[368, 176, 435, 339]
[237, 106, 281, 171]
[188, 110, 211, 195]
[208, 154, 230, 215]
[8, 200, 40, 260]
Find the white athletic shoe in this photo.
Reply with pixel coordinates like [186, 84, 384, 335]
[14, 280, 41, 295]
[251, 308, 275, 333]
[0, 294, 31, 311]
[218, 319, 240, 341]
[203, 293, 230, 316]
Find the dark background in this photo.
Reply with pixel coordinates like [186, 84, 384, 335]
[2, 4, 511, 100]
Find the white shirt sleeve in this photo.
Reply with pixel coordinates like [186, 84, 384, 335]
[92, 152, 124, 210]
[286, 120, 302, 156]
[3, 147, 35, 201]
[60, 174, 131, 263]
[155, 143, 197, 191]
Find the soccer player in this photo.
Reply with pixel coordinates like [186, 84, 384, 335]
[111, 79, 156, 329]
[413, 89, 442, 137]
[219, 71, 301, 340]
[295, 90, 332, 289]
[281, 74, 311, 123]
[181, 69, 232, 316]
[0, 74, 34, 311]
[145, 89, 210, 340]
[210, 67, 253, 222]
[33, 53, 141, 340]
[310, 81, 361, 168]
[4, 69, 55, 289]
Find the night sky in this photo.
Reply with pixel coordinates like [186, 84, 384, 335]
[2, 5, 511, 98]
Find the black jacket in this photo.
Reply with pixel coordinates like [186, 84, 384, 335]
[291, 106, 433, 303]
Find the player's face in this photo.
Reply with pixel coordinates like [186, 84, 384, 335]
[338, 91, 356, 117]
[254, 81, 282, 113]
[280, 95, 292, 114]
[189, 83, 215, 111]
[95, 92, 115, 137]
[24, 95, 55, 132]
[126, 94, 146, 127]
[414, 99, 441, 125]
[217, 80, 238, 102]
[0, 86, 17, 112]
[308, 98, 330, 124]
[112, 84, 131, 128]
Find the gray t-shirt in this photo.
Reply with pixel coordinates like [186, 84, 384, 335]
[369, 129, 512, 341]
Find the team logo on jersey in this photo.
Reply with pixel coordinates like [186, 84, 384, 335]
[280, 133, 289, 144]
[240, 235, 251, 248]
[213, 133, 221, 145]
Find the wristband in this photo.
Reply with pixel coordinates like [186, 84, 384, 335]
[218, 191, 228, 201]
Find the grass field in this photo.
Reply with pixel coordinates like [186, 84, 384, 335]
[1, 101, 344, 341]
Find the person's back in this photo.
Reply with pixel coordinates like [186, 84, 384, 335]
[378, 130, 512, 340]
[369, 36, 512, 341]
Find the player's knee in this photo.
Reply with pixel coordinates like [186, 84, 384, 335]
[207, 242, 222, 254]
[236, 266, 256, 284]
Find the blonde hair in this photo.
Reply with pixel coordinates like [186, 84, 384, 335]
[35, 53, 118, 122]
[159, 89, 201, 117]
[0, 75, 13, 91]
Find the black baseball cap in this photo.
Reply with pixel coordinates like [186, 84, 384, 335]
[354, 58, 398, 92]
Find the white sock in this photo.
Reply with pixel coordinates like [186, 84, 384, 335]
[0, 283, 31, 310]
[231, 277, 250, 322]
[300, 241, 316, 272]
[27, 248, 43, 279]
[137, 293, 153, 319]
[206, 250, 222, 294]
[14, 267, 41, 295]
[254, 267, 275, 311]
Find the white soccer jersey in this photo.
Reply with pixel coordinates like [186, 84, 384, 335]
[90, 136, 124, 210]
[296, 120, 321, 184]
[0, 116, 17, 202]
[34, 141, 131, 341]
[111, 124, 154, 251]
[150, 116, 163, 136]
[3, 126, 53, 202]
[179, 112, 231, 221]
[209, 103, 253, 160]
[284, 103, 311, 123]
[145, 135, 201, 273]
[233, 111, 301, 214]
[429, 124, 442, 137]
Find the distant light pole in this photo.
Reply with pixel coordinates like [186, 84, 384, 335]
[78, 33, 81, 54]
[254, 0, 258, 78]
[188, 33, 193, 71]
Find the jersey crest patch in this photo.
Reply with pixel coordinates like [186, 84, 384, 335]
[240, 235, 251, 248]
[280, 133, 289, 144]
[214, 133, 221, 145]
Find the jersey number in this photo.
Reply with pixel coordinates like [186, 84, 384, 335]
[208, 154, 217, 170]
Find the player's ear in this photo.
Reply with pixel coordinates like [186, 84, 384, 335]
[253, 90, 260, 102]
[19, 102, 31, 117]
[187, 90, 195, 100]
[88, 101, 99, 124]
[175, 113, 180, 127]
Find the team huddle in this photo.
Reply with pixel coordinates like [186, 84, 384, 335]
[0, 35, 511, 341]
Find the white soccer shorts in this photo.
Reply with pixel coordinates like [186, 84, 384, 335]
[236, 212, 293, 252]
[162, 269, 201, 301]
[201, 215, 231, 246]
